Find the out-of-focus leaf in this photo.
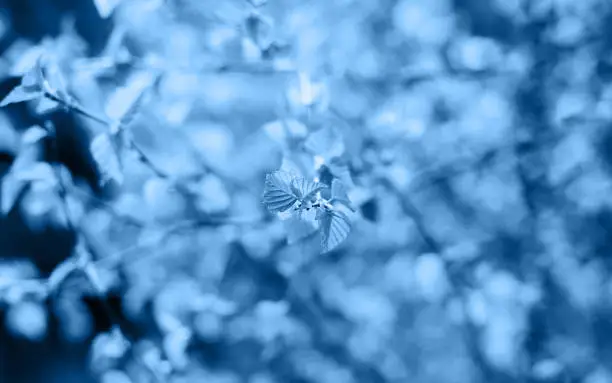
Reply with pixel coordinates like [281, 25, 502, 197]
[130, 121, 203, 179]
[280, 153, 314, 179]
[143, 177, 186, 221]
[35, 97, 60, 114]
[46, 258, 77, 293]
[106, 71, 157, 132]
[193, 174, 231, 214]
[90, 327, 130, 372]
[163, 327, 192, 370]
[21, 126, 48, 146]
[100, 370, 132, 383]
[13, 162, 56, 185]
[326, 157, 354, 187]
[0, 86, 42, 107]
[9, 44, 45, 77]
[262, 171, 299, 213]
[287, 73, 328, 109]
[317, 209, 351, 253]
[304, 126, 345, 160]
[3, 57, 49, 109]
[5, 300, 47, 341]
[93, 0, 124, 19]
[82, 262, 108, 295]
[2, 174, 25, 216]
[330, 179, 352, 207]
[91, 133, 123, 186]
[284, 215, 318, 244]
[262, 119, 308, 149]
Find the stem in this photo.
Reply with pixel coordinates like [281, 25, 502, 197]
[45, 91, 110, 126]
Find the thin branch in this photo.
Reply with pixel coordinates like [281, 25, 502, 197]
[44, 91, 109, 126]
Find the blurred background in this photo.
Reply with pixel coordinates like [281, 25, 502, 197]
[1, 0, 612, 382]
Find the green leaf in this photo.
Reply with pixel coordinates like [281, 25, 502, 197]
[318, 209, 351, 253]
[262, 171, 299, 213]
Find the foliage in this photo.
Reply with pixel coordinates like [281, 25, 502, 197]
[0, 0, 612, 383]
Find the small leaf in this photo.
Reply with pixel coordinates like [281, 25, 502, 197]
[163, 327, 192, 370]
[9, 45, 45, 77]
[290, 177, 326, 201]
[13, 162, 57, 186]
[143, 177, 186, 221]
[330, 179, 354, 211]
[262, 171, 299, 213]
[326, 157, 354, 187]
[82, 262, 107, 296]
[304, 126, 345, 160]
[318, 209, 351, 253]
[1, 58, 49, 108]
[106, 71, 157, 127]
[193, 174, 231, 214]
[93, 0, 124, 19]
[1, 174, 26, 215]
[91, 133, 123, 186]
[0, 86, 41, 107]
[90, 327, 130, 368]
[262, 119, 307, 149]
[46, 258, 77, 293]
[284, 214, 318, 244]
[21, 126, 49, 146]
[35, 97, 60, 114]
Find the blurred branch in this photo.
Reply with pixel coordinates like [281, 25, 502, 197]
[386, 179, 514, 382]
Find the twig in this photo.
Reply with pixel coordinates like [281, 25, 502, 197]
[44, 91, 109, 126]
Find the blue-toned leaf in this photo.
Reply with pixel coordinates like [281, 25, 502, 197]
[35, 97, 60, 114]
[330, 179, 354, 211]
[106, 71, 157, 131]
[90, 327, 130, 368]
[263, 171, 299, 213]
[290, 177, 326, 202]
[2, 57, 56, 108]
[326, 157, 354, 187]
[91, 133, 123, 186]
[5, 300, 47, 341]
[1, 174, 26, 215]
[13, 162, 57, 186]
[331, 179, 349, 202]
[0, 86, 41, 107]
[93, 0, 124, 19]
[46, 258, 77, 293]
[262, 119, 307, 149]
[284, 214, 318, 244]
[21, 126, 48, 146]
[304, 126, 344, 159]
[164, 327, 192, 370]
[318, 209, 351, 253]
